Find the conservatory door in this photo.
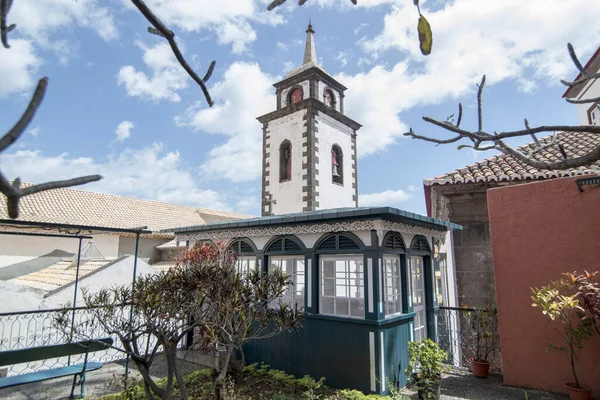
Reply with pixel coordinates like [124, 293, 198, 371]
[411, 256, 427, 342]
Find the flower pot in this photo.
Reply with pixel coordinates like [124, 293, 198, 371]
[565, 383, 591, 400]
[471, 358, 490, 378]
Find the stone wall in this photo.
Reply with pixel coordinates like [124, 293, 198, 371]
[434, 186, 497, 308]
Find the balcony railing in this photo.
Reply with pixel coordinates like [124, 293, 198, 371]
[437, 306, 502, 374]
[0, 306, 142, 377]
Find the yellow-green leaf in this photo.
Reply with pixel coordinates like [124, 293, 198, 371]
[417, 14, 432, 56]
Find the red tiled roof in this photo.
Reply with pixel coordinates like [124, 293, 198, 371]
[424, 132, 600, 186]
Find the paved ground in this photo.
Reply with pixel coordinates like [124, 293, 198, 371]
[435, 370, 568, 400]
[0, 359, 569, 400]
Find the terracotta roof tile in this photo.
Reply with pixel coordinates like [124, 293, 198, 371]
[0, 184, 255, 232]
[424, 132, 600, 186]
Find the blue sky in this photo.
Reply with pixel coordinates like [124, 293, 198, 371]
[1, 0, 599, 217]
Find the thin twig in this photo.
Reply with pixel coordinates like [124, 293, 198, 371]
[0, 78, 48, 152]
[131, 0, 215, 107]
[456, 103, 463, 128]
[477, 75, 486, 132]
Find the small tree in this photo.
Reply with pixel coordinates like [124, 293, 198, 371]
[56, 264, 211, 400]
[531, 278, 592, 389]
[179, 241, 303, 400]
[564, 271, 600, 336]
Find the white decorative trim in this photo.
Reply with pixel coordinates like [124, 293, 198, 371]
[177, 220, 376, 241]
[307, 258, 312, 308]
[381, 221, 447, 239]
[175, 218, 448, 242]
[378, 258, 383, 314]
[367, 259, 374, 313]
[369, 332, 376, 392]
[380, 331, 385, 393]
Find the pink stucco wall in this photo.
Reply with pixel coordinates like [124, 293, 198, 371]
[488, 176, 600, 397]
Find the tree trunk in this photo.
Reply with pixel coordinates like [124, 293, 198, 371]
[170, 343, 190, 400]
[214, 345, 234, 400]
[132, 358, 167, 399]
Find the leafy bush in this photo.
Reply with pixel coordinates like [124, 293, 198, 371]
[327, 389, 387, 399]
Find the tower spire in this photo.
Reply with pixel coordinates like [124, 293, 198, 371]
[303, 20, 317, 65]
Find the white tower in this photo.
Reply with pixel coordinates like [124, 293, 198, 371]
[258, 23, 362, 216]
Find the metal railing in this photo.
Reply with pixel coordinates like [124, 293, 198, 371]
[437, 306, 502, 374]
[0, 306, 136, 376]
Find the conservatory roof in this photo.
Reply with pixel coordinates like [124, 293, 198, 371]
[163, 206, 463, 234]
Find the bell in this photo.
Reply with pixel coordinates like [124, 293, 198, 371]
[332, 165, 340, 178]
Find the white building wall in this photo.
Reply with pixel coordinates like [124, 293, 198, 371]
[576, 74, 600, 124]
[266, 109, 307, 215]
[316, 112, 355, 210]
[0, 234, 120, 258]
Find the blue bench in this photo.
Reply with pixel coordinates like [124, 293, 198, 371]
[0, 337, 113, 399]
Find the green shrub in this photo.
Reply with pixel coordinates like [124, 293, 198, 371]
[328, 389, 388, 400]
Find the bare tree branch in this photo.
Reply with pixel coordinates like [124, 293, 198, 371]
[131, 0, 216, 107]
[0, 174, 102, 219]
[0, 78, 103, 218]
[0, 0, 15, 49]
[404, 43, 600, 171]
[477, 75, 485, 132]
[0, 78, 47, 152]
[565, 96, 600, 104]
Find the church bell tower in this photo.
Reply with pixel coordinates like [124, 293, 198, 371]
[257, 23, 362, 216]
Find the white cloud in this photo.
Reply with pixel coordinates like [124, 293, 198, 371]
[0, 144, 230, 210]
[127, 0, 285, 53]
[338, 0, 600, 156]
[276, 41, 288, 51]
[28, 127, 40, 137]
[118, 41, 189, 102]
[354, 23, 369, 36]
[215, 18, 257, 53]
[115, 121, 135, 142]
[0, 39, 42, 97]
[10, 0, 118, 43]
[176, 62, 276, 182]
[335, 51, 348, 67]
[359, 189, 412, 207]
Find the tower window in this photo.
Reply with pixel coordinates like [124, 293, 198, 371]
[289, 87, 303, 105]
[280, 140, 292, 182]
[331, 145, 343, 185]
[323, 89, 335, 108]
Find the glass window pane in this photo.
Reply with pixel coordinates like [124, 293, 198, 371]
[268, 256, 305, 310]
[320, 256, 365, 319]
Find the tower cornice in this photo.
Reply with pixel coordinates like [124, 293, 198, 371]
[257, 97, 362, 131]
[274, 66, 347, 94]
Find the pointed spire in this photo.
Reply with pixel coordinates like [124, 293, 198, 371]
[303, 20, 317, 65]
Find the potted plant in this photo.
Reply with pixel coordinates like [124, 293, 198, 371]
[531, 278, 593, 400]
[406, 339, 448, 400]
[464, 307, 499, 378]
